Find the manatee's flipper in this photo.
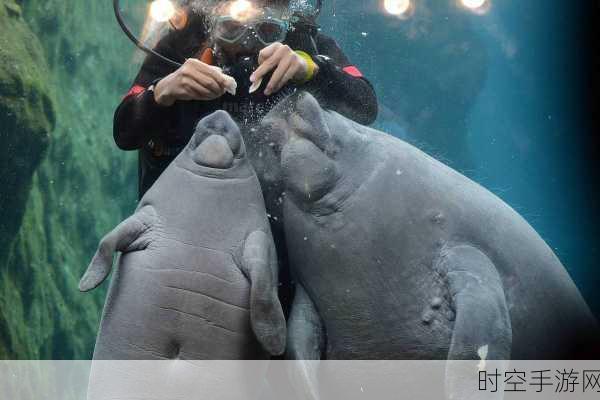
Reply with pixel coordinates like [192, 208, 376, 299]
[439, 245, 511, 400]
[286, 283, 324, 400]
[440, 245, 512, 359]
[79, 206, 157, 292]
[242, 230, 286, 355]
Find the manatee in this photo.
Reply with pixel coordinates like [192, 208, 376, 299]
[79, 110, 286, 361]
[245, 92, 599, 366]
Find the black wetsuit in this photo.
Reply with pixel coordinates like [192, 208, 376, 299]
[114, 14, 378, 198]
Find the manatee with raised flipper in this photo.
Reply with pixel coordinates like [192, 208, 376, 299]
[79, 110, 286, 361]
[245, 93, 598, 393]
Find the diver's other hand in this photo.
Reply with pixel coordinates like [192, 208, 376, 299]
[251, 43, 318, 96]
[154, 59, 227, 106]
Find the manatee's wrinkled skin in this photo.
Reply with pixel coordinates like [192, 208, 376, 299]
[79, 111, 285, 361]
[245, 92, 599, 366]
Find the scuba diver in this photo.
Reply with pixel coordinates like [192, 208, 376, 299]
[114, 0, 378, 198]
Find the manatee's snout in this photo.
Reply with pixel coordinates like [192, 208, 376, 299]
[191, 110, 245, 169]
[275, 93, 339, 203]
[282, 137, 338, 203]
[195, 135, 235, 169]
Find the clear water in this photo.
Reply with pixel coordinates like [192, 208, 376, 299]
[0, 0, 597, 359]
[319, 0, 598, 313]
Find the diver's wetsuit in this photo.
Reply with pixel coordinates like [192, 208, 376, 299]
[114, 16, 378, 198]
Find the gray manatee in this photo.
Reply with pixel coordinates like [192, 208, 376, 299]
[246, 92, 599, 365]
[79, 110, 285, 360]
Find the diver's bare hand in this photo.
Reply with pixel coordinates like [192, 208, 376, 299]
[154, 59, 227, 106]
[251, 43, 317, 96]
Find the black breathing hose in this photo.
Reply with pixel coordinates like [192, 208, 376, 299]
[113, 0, 182, 68]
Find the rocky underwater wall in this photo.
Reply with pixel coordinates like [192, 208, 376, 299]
[0, 0, 137, 358]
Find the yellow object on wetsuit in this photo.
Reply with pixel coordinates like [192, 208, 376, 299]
[294, 50, 317, 84]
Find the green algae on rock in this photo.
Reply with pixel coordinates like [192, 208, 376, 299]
[0, 0, 56, 253]
[0, 0, 138, 359]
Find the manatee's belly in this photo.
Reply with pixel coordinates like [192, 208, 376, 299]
[314, 285, 454, 360]
[284, 184, 459, 358]
[94, 239, 261, 360]
[288, 226, 454, 359]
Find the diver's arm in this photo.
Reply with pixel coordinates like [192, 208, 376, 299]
[114, 58, 228, 150]
[113, 84, 176, 151]
[113, 35, 182, 151]
[305, 34, 378, 125]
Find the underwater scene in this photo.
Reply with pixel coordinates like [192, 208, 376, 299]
[0, 0, 598, 360]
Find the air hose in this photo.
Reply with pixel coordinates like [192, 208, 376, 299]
[113, 0, 182, 67]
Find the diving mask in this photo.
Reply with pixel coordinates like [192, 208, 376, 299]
[214, 15, 289, 46]
[211, 7, 290, 94]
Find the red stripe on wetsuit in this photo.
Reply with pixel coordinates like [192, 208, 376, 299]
[343, 65, 363, 78]
[123, 85, 146, 100]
